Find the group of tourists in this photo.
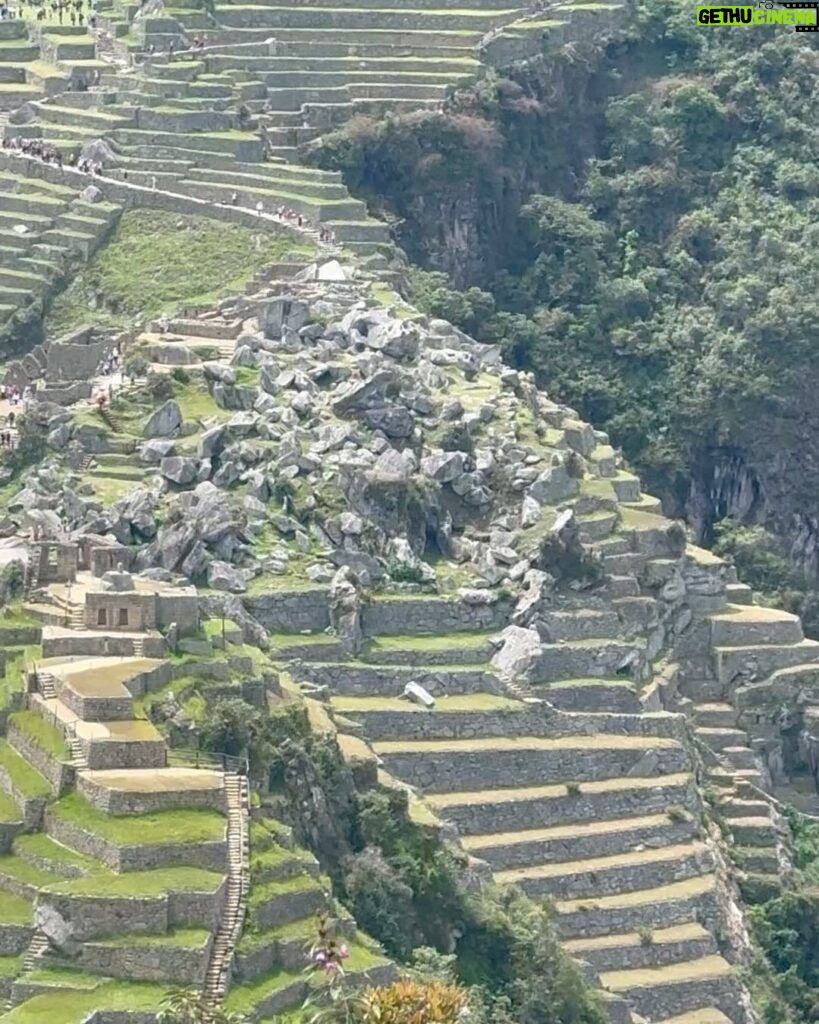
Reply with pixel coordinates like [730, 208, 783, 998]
[2, 136, 105, 176]
[0, 384, 31, 408]
[2, 0, 99, 27]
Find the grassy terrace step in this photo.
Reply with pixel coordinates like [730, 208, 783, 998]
[332, 693, 519, 713]
[0, 790, 23, 824]
[564, 921, 714, 957]
[556, 875, 718, 939]
[426, 772, 696, 833]
[2, 978, 165, 1023]
[600, 953, 733, 991]
[0, 853, 64, 896]
[13, 834, 98, 876]
[0, 890, 32, 925]
[0, 740, 52, 799]
[374, 736, 687, 794]
[87, 928, 211, 950]
[42, 865, 224, 897]
[495, 841, 711, 898]
[49, 792, 226, 845]
[461, 812, 695, 866]
[9, 710, 68, 760]
[655, 1010, 732, 1024]
[360, 630, 495, 664]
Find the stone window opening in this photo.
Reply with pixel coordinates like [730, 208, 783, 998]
[118, 608, 129, 627]
[97, 608, 107, 626]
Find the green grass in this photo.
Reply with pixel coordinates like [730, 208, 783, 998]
[13, 834, 99, 874]
[363, 630, 494, 653]
[0, 645, 42, 711]
[9, 710, 68, 760]
[0, 740, 51, 798]
[93, 928, 211, 949]
[0, 789, 22, 823]
[0, 954, 20, 977]
[0, 853, 62, 889]
[46, 209, 311, 335]
[2, 978, 166, 1023]
[44, 866, 224, 898]
[0, 889, 32, 925]
[248, 872, 324, 911]
[225, 966, 305, 1016]
[51, 792, 225, 846]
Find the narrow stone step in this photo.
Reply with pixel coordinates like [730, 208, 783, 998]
[718, 798, 770, 819]
[709, 604, 802, 647]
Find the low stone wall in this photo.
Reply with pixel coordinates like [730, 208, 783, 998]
[78, 773, 227, 816]
[7, 721, 72, 796]
[45, 810, 228, 873]
[530, 642, 642, 682]
[245, 588, 330, 633]
[77, 935, 211, 984]
[361, 595, 512, 636]
[254, 885, 326, 930]
[38, 381, 93, 405]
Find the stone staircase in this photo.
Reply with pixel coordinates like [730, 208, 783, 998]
[202, 771, 250, 1010]
[19, 929, 49, 972]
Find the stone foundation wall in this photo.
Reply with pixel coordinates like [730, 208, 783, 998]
[42, 633, 165, 659]
[121, 661, 174, 699]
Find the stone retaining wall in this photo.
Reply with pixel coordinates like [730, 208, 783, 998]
[297, 662, 500, 698]
[39, 879, 225, 940]
[0, 820, 22, 853]
[0, 922, 30, 955]
[84, 737, 167, 770]
[245, 588, 330, 632]
[361, 595, 512, 636]
[76, 936, 211, 984]
[45, 810, 228, 873]
[380, 743, 689, 793]
[0, 626, 41, 647]
[61, 687, 133, 723]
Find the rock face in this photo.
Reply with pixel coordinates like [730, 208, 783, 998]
[144, 400, 182, 438]
[328, 566, 363, 656]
